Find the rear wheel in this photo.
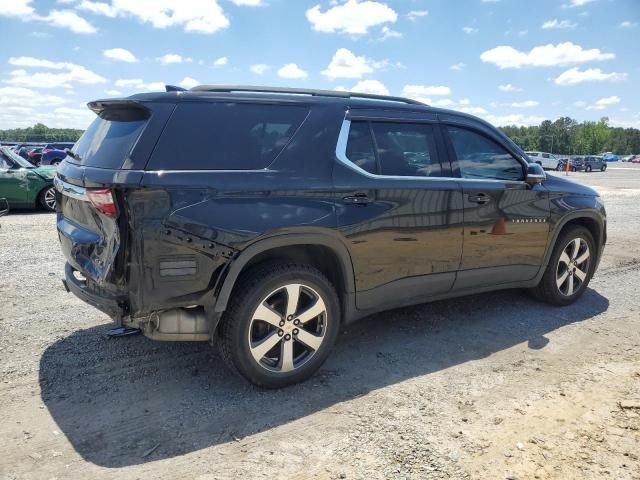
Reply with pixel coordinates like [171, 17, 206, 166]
[571, 166, 577, 172]
[530, 226, 596, 306]
[586, 165, 592, 173]
[601, 164, 607, 172]
[556, 163, 563, 171]
[218, 262, 340, 388]
[39, 186, 56, 211]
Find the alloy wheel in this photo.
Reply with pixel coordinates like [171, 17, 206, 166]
[44, 187, 56, 210]
[247, 283, 328, 373]
[556, 238, 590, 296]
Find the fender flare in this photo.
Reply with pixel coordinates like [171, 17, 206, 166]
[212, 233, 356, 313]
[537, 209, 605, 281]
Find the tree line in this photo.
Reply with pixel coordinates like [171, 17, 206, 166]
[2, 118, 639, 155]
[501, 117, 640, 155]
[0, 123, 84, 143]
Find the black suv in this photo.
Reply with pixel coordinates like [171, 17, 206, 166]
[55, 85, 606, 388]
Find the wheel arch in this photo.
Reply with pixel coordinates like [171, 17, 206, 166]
[34, 183, 55, 209]
[212, 234, 356, 314]
[539, 210, 605, 282]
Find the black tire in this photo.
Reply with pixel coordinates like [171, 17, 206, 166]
[530, 226, 596, 306]
[571, 167, 577, 172]
[38, 186, 56, 212]
[601, 165, 607, 172]
[586, 165, 592, 173]
[52, 160, 61, 166]
[218, 261, 340, 388]
[556, 164, 563, 171]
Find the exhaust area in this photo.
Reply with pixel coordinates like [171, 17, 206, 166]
[143, 307, 210, 341]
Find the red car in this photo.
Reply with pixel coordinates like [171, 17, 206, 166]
[631, 155, 640, 164]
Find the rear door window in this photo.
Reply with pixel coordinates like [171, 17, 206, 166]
[147, 102, 309, 170]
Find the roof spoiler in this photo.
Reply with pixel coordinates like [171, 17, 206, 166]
[165, 85, 186, 92]
[86, 99, 151, 120]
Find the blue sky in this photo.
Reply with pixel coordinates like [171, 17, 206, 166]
[0, 0, 638, 130]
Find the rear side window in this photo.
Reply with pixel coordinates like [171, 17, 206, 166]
[345, 120, 442, 177]
[446, 126, 524, 181]
[147, 103, 309, 170]
[71, 109, 148, 169]
[371, 122, 441, 177]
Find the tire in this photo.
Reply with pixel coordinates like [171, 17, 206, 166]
[571, 167, 577, 172]
[601, 165, 607, 172]
[530, 226, 596, 306]
[39, 186, 56, 212]
[52, 160, 61, 166]
[556, 164, 563, 171]
[586, 165, 592, 173]
[218, 261, 340, 388]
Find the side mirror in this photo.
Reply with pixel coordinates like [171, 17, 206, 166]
[525, 163, 546, 186]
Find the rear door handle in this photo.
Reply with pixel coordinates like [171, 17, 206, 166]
[468, 193, 491, 204]
[343, 194, 371, 205]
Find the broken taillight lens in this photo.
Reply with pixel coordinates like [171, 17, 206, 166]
[86, 188, 117, 217]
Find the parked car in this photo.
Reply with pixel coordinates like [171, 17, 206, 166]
[0, 146, 57, 211]
[525, 151, 560, 170]
[555, 157, 570, 171]
[55, 85, 607, 388]
[631, 155, 640, 164]
[27, 147, 45, 164]
[39, 149, 68, 166]
[43, 142, 75, 152]
[601, 152, 619, 162]
[566, 156, 585, 171]
[583, 156, 607, 172]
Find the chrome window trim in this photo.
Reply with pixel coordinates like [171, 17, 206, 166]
[335, 118, 525, 184]
[335, 118, 456, 182]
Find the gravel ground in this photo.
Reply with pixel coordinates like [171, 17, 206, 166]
[1, 165, 639, 480]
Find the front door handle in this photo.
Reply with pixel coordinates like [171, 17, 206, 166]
[343, 194, 371, 205]
[468, 193, 491, 204]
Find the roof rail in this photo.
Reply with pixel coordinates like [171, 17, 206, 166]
[189, 84, 425, 106]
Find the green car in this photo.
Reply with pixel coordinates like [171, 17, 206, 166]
[0, 146, 57, 211]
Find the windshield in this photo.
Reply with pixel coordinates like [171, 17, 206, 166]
[0, 146, 35, 169]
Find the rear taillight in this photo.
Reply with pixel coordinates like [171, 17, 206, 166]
[86, 188, 117, 217]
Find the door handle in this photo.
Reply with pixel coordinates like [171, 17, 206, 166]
[343, 194, 371, 205]
[468, 193, 491, 204]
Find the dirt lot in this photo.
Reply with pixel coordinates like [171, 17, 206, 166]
[1, 165, 639, 480]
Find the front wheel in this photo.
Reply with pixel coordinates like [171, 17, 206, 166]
[218, 262, 340, 388]
[556, 163, 563, 171]
[530, 226, 596, 306]
[601, 164, 607, 172]
[39, 186, 56, 211]
[586, 165, 592, 173]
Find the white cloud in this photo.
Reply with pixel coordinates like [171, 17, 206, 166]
[0, 0, 35, 16]
[321, 48, 384, 80]
[277, 63, 308, 79]
[306, 0, 397, 35]
[5, 56, 106, 88]
[213, 56, 228, 66]
[104, 89, 122, 96]
[459, 106, 489, 116]
[499, 83, 522, 92]
[562, 0, 594, 7]
[228, 0, 264, 5]
[586, 96, 620, 111]
[0, 86, 75, 129]
[480, 42, 615, 69]
[484, 113, 545, 126]
[574, 100, 587, 107]
[407, 10, 428, 21]
[380, 25, 402, 40]
[0, 2, 97, 34]
[114, 78, 165, 91]
[463, 26, 478, 34]
[250, 63, 269, 75]
[402, 84, 452, 98]
[104, 48, 138, 63]
[77, 0, 230, 34]
[554, 67, 627, 85]
[450, 62, 466, 72]
[350, 79, 389, 96]
[156, 53, 192, 65]
[510, 100, 539, 108]
[179, 77, 199, 89]
[541, 19, 577, 29]
[619, 21, 637, 28]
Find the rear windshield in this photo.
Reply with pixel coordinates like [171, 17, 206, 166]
[69, 108, 148, 169]
[146, 102, 309, 171]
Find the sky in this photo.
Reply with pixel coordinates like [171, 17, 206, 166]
[0, 0, 638, 130]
